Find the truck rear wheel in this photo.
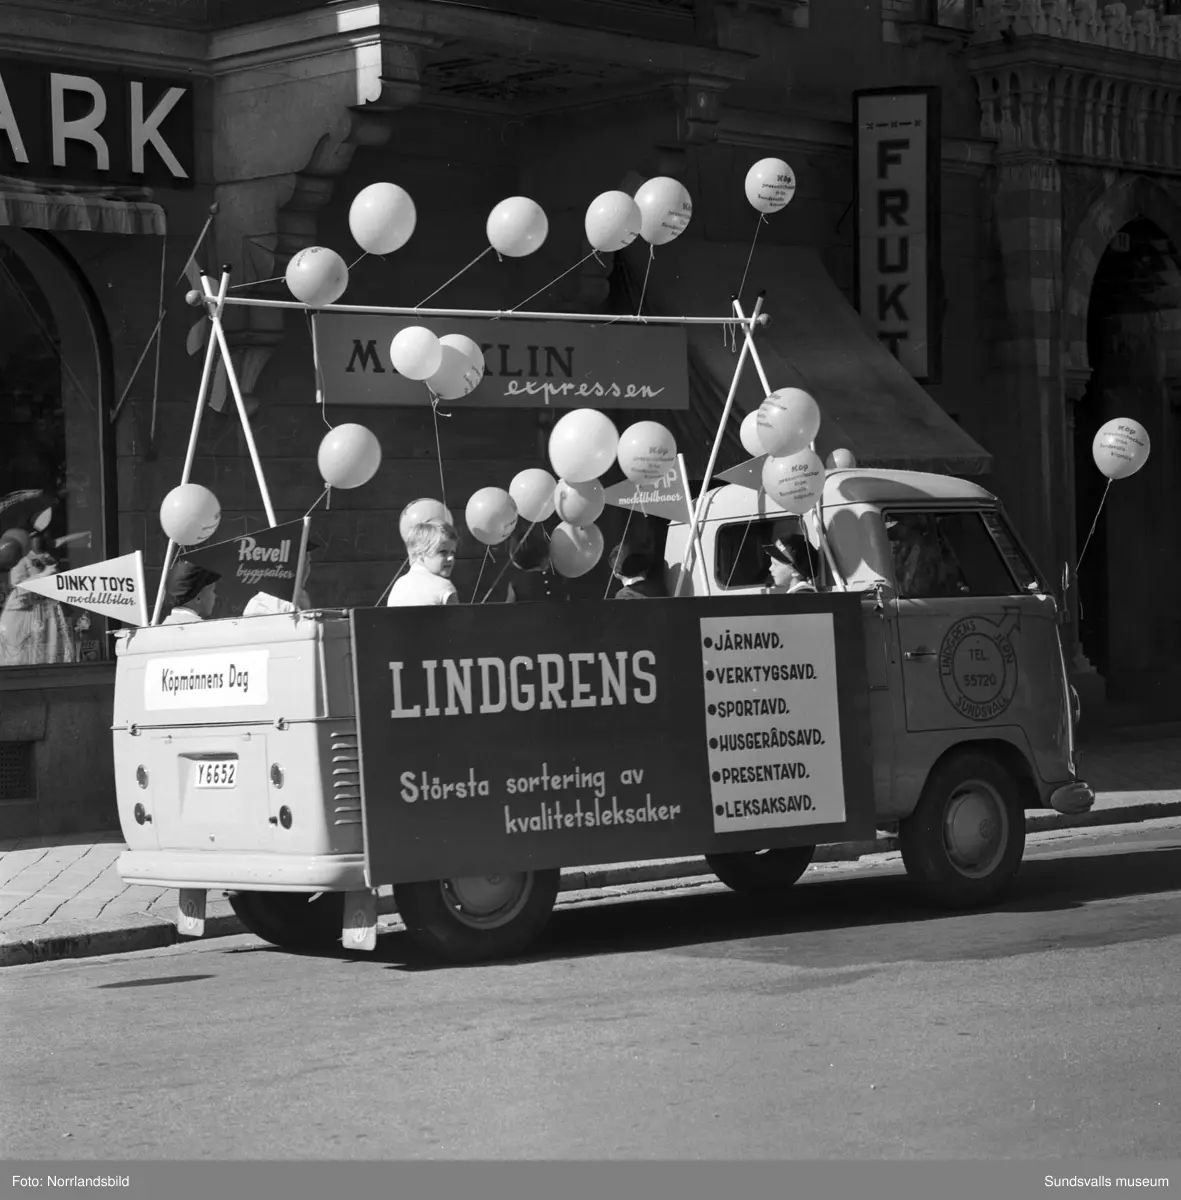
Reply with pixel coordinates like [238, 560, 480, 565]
[899, 751, 1025, 908]
[705, 846, 815, 895]
[393, 869, 560, 963]
[228, 890, 345, 950]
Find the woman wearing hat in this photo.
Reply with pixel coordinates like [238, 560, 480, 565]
[609, 541, 666, 599]
[163, 560, 221, 624]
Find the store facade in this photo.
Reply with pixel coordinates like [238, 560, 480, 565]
[14, 0, 1166, 836]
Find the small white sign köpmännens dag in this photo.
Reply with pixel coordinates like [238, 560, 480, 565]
[142, 650, 270, 711]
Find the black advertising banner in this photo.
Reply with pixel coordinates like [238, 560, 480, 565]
[177, 518, 309, 620]
[350, 595, 875, 885]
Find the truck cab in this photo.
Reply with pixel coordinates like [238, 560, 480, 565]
[663, 466, 1093, 906]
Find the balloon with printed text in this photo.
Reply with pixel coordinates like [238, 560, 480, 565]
[399, 498, 453, 543]
[617, 420, 677, 484]
[744, 158, 796, 215]
[160, 484, 221, 546]
[390, 326, 443, 381]
[510, 469, 558, 524]
[757, 387, 821, 458]
[318, 424, 382, 489]
[285, 246, 349, 307]
[487, 197, 549, 258]
[429, 333, 485, 400]
[349, 183, 417, 256]
[553, 478, 605, 528]
[549, 521, 604, 579]
[465, 487, 519, 547]
[634, 177, 693, 246]
[762, 448, 825, 515]
[739, 410, 765, 458]
[1092, 418, 1151, 480]
[585, 191, 643, 253]
[548, 408, 620, 483]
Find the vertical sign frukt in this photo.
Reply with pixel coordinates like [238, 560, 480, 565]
[853, 87, 941, 383]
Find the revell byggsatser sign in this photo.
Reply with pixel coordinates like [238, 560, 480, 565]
[350, 596, 874, 884]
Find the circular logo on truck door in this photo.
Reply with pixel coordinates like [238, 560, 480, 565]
[939, 612, 1020, 722]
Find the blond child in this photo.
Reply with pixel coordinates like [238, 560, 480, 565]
[387, 520, 459, 607]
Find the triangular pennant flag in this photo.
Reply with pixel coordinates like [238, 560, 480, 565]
[603, 457, 692, 522]
[186, 318, 209, 357]
[178, 518, 310, 618]
[209, 356, 228, 412]
[716, 454, 768, 489]
[16, 551, 149, 626]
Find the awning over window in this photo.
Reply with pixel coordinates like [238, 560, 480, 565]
[0, 178, 165, 236]
[627, 241, 991, 478]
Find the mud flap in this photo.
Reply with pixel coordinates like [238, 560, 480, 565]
[341, 888, 378, 952]
[177, 888, 207, 938]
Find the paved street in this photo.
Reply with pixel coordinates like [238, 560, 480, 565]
[2, 819, 1179, 1161]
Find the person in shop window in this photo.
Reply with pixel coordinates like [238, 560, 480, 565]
[0, 550, 79, 666]
[162, 560, 220, 624]
[762, 534, 817, 595]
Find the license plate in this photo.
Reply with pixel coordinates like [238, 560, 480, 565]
[194, 760, 237, 789]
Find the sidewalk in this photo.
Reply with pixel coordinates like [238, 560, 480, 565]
[4, 733, 1181, 967]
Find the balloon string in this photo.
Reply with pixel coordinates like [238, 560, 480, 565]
[469, 546, 493, 604]
[416, 245, 493, 309]
[1075, 478, 1111, 575]
[376, 559, 409, 607]
[505, 250, 601, 316]
[230, 275, 286, 290]
[634, 245, 655, 318]
[737, 214, 767, 306]
[602, 506, 637, 599]
[725, 518, 758, 590]
[430, 397, 448, 509]
[480, 521, 539, 604]
[307, 312, 331, 429]
[348, 252, 368, 270]
[305, 488, 328, 518]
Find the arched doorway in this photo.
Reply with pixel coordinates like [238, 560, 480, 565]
[1074, 217, 1181, 714]
[0, 228, 111, 667]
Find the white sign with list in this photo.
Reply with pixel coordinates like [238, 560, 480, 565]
[699, 613, 846, 834]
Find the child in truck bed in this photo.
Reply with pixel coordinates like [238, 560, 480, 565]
[387, 520, 459, 607]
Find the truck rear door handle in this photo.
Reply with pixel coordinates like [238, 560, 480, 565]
[904, 648, 937, 660]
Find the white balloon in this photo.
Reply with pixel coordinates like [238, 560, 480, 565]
[487, 196, 549, 257]
[633, 177, 692, 246]
[285, 247, 349, 307]
[739, 410, 765, 458]
[349, 182, 417, 255]
[762, 449, 825, 515]
[438, 334, 485, 392]
[509, 469, 558, 524]
[1092, 418, 1151, 481]
[548, 409, 619, 483]
[744, 158, 796, 215]
[585, 191, 642, 253]
[160, 484, 221, 546]
[390, 326, 443, 381]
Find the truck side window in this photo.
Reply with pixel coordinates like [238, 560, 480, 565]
[715, 517, 809, 589]
[980, 512, 1041, 592]
[886, 510, 1017, 599]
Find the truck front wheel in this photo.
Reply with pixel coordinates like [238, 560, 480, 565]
[899, 751, 1026, 908]
[228, 890, 345, 950]
[705, 846, 815, 895]
[393, 869, 560, 963]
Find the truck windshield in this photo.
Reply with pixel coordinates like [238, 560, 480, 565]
[713, 516, 813, 589]
[884, 509, 1025, 599]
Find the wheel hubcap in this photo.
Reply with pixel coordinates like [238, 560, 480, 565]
[441, 873, 533, 929]
[942, 780, 1008, 878]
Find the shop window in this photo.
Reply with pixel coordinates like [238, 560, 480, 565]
[885, 509, 1019, 599]
[713, 516, 822, 590]
[0, 233, 107, 669]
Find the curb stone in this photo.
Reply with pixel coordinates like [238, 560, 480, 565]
[4, 804, 1180, 968]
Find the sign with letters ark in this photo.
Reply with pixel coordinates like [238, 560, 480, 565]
[349, 595, 875, 884]
[853, 86, 941, 382]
